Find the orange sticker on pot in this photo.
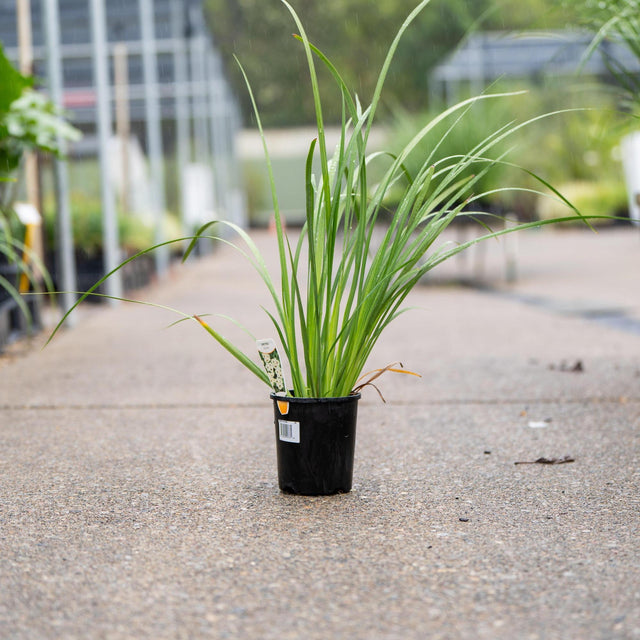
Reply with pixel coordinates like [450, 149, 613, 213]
[277, 400, 289, 415]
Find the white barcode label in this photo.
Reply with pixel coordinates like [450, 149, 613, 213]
[278, 420, 300, 443]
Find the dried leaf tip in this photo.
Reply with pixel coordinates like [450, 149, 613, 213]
[352, 362, 422, 399]
[193, 314, 209, 328]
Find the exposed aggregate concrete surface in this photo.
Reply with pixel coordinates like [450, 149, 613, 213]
[1, 228, 639, 639]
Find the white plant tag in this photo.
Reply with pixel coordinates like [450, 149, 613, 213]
[257, 338, 287, 394]
[278, 420, 300, 444]
[14, 202, 41, 225]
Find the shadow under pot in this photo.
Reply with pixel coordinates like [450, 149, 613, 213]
[271, 392, 360, 496]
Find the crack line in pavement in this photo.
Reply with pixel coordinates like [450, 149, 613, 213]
[1, 397, 637, 411]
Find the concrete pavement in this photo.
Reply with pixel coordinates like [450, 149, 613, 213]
[0, 226, 639, 639]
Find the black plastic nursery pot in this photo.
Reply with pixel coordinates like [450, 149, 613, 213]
[271, 392, 360, 496]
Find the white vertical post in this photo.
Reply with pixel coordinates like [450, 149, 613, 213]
[89, 0, 122, 301]
[504, 215, 518, 283]
[113, 43, 131, 215]
[622, 132, 640, 227]
[139, 0, 168, 275]
[42, 0, 77, 323]
[228, 96, 247, 228]
[207, 49, 224, 217]
[171, 0, 191, 231]
[16, 0, 33, 75]
[189, 15, 210, 163]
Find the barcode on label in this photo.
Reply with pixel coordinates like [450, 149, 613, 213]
[278, 420, 300, 443]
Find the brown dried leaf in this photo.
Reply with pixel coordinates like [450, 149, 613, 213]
[514, 455, 575, 465]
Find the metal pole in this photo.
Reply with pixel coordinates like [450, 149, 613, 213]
[89, 0, 122, 301]
[171, 0, 191, 231]
[42, 0, 77, 324]
[139, 0, 168, 276]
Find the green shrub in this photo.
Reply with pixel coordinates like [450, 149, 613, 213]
[387, 81, 629, 220]
[242, 161, 269, 226]
[43, 193, 182, 257]
[384, 95, 519, 212]
[536, 179, 628, 223]
[0, 43, 79, 325]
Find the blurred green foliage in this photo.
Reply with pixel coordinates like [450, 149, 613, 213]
[205, 0, 570, 127]
[0, 44, 31, 117]
[42, 193, 146, 257]
[42, 191, 183, 257]
[0, 45, 80, 182]
[0, 42, 81, 323]
[563, 0, 640, 116]
[537, 179, 628, 223]
[383, 95, 518, 212]
[384, 80, 629, 219]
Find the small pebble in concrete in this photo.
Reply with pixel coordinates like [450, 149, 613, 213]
[527, 419, 552, 428]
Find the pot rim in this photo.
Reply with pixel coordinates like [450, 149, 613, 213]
[270, 392, 361, 404]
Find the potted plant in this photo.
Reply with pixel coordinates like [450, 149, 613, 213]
[49, 0, 609, 495]
[0, 43, 37, 331]
[0, 43, 80, 338]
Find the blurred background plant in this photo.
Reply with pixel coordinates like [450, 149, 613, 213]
[42, 194, 152, 258]
[386, 81, 629, 224]
[0, 44, 31, 194]
[0, 45, 80, 202]
[559, 0, 640, 225]
[1, 0, 635, 314]
[565, 0, 640, 115]
[39, 190, 182, 297]
[220, 0, 635, 227]
[0, 43, 80, 327]
[382, 92, 518, 216]
[206, 0, 572, 127]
